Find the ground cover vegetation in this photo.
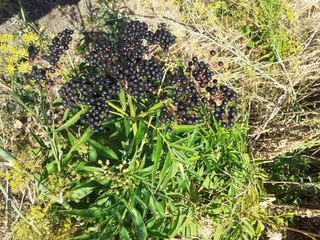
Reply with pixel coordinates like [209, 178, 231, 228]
[0, 0, 319, 239]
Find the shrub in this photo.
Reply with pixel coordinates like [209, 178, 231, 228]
[1, 19, 275, 240]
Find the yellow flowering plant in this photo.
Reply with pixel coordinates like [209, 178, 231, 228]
[0, 29, 50, 106]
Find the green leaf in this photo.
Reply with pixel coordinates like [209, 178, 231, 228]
[69, 180, 102, 202]
[119, 226, 130, 240]
[55, 107, 89, 132]
[136, 102, 163, 118]
[152, 134, 162, 184]
[124, 117, 131, 137]
[131, 208, 147, 240]
[168, 143, 195, 153]
[147, 229, 169, 238]
[62, 108, 70, 122]
[74, 165, 103, 175]
[89, 147, 98, 162]
[11, 90, 38, 117]
[243, 220, 256, 238]
[247, 39, 254, 48]
[107, 100, 128, 117]
[175, 58, 184, 75]
[244, 25, 251, 36]
[148, 193, 165, 217]
[157, 153, 171, 189]
[69, 232, 102, 240]
[121, 199, 147, 240]
[30, 130, 48, 149]
[87, 139, 118, 160]
[134, 194, 148, 209]
[67, 131, 77, 146]
[61, 71, 72, 81]
[119, 90, 127, 112]
[67, 127, 94, 158]
[214, 224, 223, 240]
[59, 208, 106, 218]
[168, 207, 192, 237]
[190, 182, 200, 203]
[53, 97, 62, 105]
[171, 124, 204, 133]
[134, 121, 146, 148]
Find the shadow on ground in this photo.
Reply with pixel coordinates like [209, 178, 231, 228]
[0, 0, 82, 25]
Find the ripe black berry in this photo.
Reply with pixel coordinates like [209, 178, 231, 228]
[210, 50, 216, 56]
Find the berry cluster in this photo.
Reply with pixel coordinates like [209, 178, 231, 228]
[29, 66, 47, 90]
[29, 20, 237, 132]
[28, 29, 74, 90]
[43, 28, 74, 65]
[160, 53, 238, 130]
[28, 45, 39, 61]
[59, 75, 119, 131]
[58, 20, 176, 131]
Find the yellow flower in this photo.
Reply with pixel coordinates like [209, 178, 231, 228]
[17, 61, 31, 73]
[16, 47, 29, 59]
[0, 33, 13, 42]
[6, 44, 15, 54]
[0, 43, 8, 52]
[4, 63, 15, 75]
[22, 32, 39, 45]
[6, 54, 17, 64]
[23, 84, 33, 91]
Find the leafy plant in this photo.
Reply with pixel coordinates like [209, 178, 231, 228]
[263, 150, 319, 205]
[0, 10, 275, 240]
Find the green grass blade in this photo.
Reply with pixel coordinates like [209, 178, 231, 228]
[121, 199, 147, 239]
[69, 180, 106, 202]
[175, 58, 184, 75]
[168, 143, 196, 153]
[148, 193, 165, 217]
[54, 107, 89, 132]
[0, 147, 15, 164]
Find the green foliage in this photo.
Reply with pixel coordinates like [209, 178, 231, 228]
[174, 0, 301, 63]
[239, 0, 300, 62]
[263, 150, 317, 205]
